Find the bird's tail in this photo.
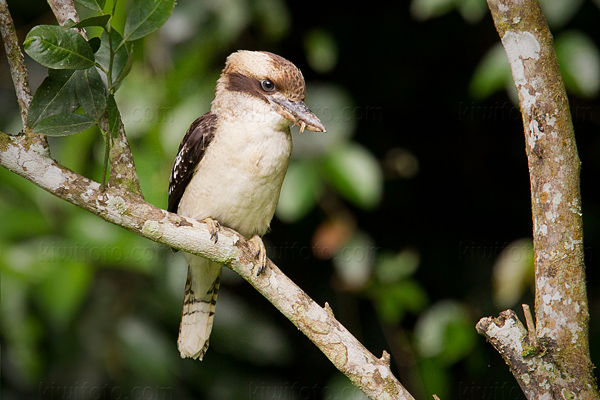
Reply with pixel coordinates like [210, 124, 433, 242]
[178, 263, 222, 360]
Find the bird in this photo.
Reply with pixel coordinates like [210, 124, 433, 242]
[168, 50, 325, 360]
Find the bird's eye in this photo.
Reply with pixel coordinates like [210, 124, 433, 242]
[261, 79, 276, 92]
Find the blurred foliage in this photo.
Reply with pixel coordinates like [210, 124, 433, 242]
[468, 0, 600, 101]
[492, 238, 534, 309]
[2, 0, 600, 399]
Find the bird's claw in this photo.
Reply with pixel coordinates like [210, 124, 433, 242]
[202, 217, 220, 244]
[248, 235, 267, 276]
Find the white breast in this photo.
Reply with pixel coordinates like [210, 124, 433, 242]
[177, 107, 293, 238]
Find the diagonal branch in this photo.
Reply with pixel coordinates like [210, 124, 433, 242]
[478, 0, 597, 398]
[0, 129, 414, 400]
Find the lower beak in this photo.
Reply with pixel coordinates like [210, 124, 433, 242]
[271, 96, 326, 133]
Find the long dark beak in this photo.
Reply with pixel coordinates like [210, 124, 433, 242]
[270, 95, 326, 133]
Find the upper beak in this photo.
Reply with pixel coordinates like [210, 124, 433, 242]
[270, 95, 326, 133]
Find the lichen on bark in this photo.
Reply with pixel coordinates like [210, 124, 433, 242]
[479, 1, 598, 398]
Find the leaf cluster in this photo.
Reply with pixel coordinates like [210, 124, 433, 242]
[23, 0, 175, 137]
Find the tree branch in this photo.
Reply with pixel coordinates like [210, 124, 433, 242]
[47, 0, 143, 195]
[0, 4, 412, 397]
[98, 116, 144, 198]
[0, 128, 414, 400]
[0, 0, 32, 130]
[47, 0, 80, 27]
[476, 310, 538, 399]
[478, 0, 598, 398]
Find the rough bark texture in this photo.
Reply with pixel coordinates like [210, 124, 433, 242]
[0, 0, 32, 130]
[476, 311, 537, 399]
[98, 116, 144, 198]
[47, 0, 80, 26]
[478, 1, 598, 398]
[0, 2, 413, 399]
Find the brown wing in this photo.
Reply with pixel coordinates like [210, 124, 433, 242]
[168, 112, 218, 214]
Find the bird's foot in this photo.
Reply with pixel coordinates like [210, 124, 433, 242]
[248, 235, 267, 276]
[202, 217, 220, 244]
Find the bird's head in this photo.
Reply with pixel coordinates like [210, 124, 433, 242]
[213, 50, 326, 133]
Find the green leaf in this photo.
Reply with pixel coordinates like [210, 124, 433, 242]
[107, 94, 121, 137]
[96, 29, 131, 87]
[304, 28, 338, 74]
[540, 0, 584, 28]
[333, 231, 376, 289]
[24, 25, 95, 70]
[113, 46, 135, 88]
[28, 69, 78, 127]
[469, 43, 512, 99]
[34, 113, 97, 136]
[492, 238, 534, 308]
[414, 300, 476, 364]
[370, 280, 428, 324]
[376, 248, 421, 283]
[276, 161, 322, 223]
[123, 0, 176, 42]
[555, 31, 600, 98]
[322, 142, 383, 209]
[410, 0, 457, 21]
[457, 0, 488, 23]
[89, 37, 102, 53]
[74, 0, 106, 12]
[75, 67, 107, 119]
[71, 15, 111, 29]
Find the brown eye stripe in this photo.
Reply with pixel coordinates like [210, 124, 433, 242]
[225, 72, 270, 103]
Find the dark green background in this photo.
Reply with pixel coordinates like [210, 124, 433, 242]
[2, 0, 599, 399]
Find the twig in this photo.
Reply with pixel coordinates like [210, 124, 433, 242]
[521, 304, 539, 351]
[380, 350, 391, 368]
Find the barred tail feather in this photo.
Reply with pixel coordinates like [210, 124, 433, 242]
[178, 259, 222, 360]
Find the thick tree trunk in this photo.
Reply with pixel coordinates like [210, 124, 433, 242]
[477, 1, 598, 398]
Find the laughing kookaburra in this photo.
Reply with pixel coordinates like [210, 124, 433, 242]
[168, 50, 325, 360]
